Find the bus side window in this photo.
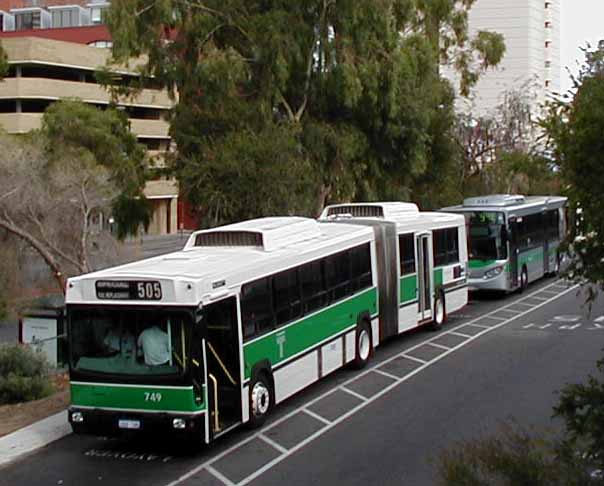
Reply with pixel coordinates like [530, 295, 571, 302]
[241, 277, 273, 340]
[300, 260, 325, 314]
[446, 227, 460, 263]
[351, 243, 372, 291]
[325, 251, 351, 302]
[273, 269, 301, 327]
[399, 234, 416, 275]
[433, 229, 447, 266]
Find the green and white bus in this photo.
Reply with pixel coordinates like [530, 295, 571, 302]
[320, 202, 468, 334]
[66, 207, 467, 443]
[442, 194, 567, 292]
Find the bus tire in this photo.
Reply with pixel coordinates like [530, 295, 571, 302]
[352, 321, 372, 369]
[430, 290, 446, 331]
[520, 267, 529, 292]
[248, 371, 273, 428]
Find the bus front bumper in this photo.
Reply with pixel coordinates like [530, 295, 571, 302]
[468, 270, 509, 292]
[68, 407, 205, 438]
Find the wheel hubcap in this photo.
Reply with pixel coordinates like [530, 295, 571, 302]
[359, 329, 370, 361]
[436, 298, 444, 324]
[251, 382, 270, 416]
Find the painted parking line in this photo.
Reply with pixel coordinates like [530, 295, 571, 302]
[165, 280, 576, 486]
[466, 323, 491, 330]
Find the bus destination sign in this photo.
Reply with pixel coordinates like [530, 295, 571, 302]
[95, 281, 163, 301]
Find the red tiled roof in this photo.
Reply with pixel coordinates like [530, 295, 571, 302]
[0, 24, 110, 43]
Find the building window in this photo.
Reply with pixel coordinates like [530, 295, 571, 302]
[545, 60, 551, 68]
[90, 6, 106, 24]
[545, 41, 551, 48]
[545, 2, 551, 8]
[52, 9, 76, 28]
[15, 11, 40, 30]
[545, 80, 551, 88]
[545, 21, 551, 28]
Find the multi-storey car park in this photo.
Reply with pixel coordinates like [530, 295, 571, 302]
[64, 203, 468, 443]
[442, 194, 567, 292]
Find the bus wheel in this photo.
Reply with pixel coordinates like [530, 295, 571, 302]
[248, 372, 273, 428]
[430, 290, 446, 331]
[352, 322, 372, 369]
[520, 267, 529, 292]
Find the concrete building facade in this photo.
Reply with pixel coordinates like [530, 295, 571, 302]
[458, 0, 561, 116]
[0, 17, 182, 235]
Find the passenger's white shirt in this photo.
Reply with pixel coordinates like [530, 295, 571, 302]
[137, 326, 170, 366]
[104, 330, 135, 355]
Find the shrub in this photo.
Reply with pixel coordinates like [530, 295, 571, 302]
[0, 344, 54, 404]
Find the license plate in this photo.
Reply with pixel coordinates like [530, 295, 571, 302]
[118, 419, 141, 430]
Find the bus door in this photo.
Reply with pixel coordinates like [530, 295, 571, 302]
[508, 218, 519, 288]
[416, 233, 433, 322]
[202, 296, 242, 439]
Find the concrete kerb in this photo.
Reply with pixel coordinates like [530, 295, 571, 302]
[0, 410, 70, 468]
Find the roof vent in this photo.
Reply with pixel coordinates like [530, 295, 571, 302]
[184, 217, 322, 252]
[326, 205, 384, 218]
[463, 194, 526, 207]
[194, 231, 263, 248]
[321, 202, 419, 221]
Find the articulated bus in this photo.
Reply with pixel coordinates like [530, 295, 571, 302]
[319, 203, 468, 334]
[65, 205, 467, 443]
[442, 194, 567, 292]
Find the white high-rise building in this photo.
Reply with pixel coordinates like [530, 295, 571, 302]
[455, 0, 561, 117]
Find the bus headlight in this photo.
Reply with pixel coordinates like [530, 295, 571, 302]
[172, 418, 186, 429]
[71, 411, 84, 423]
[484, 266, 504, 279]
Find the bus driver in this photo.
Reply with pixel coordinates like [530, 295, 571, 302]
[137, 323, 170, 366]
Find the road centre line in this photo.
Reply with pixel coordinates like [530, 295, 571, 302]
[303, 408, 332, 425]
[427, 342, 451, 351]
[259, 434, 288, 455]
[339, 386, 368, 402]
[206, 466, 236, 486]
[166, 280, 575, 486]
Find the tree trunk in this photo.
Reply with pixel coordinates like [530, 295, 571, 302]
[0, 219, 67, 294]
[314, 183, 332, 218]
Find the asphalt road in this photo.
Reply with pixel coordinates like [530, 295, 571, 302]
[1, 277, 602, 486]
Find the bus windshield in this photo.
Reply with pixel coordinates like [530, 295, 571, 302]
[464, 211, 508, 261]
[69, 308, 193, 376]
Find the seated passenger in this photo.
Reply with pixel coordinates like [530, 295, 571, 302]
[103, 327, 135, 357]
[137, 324, 170, 365]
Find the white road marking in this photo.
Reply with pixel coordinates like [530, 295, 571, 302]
[339, 386, 368, 402]
[259, 434, 289, 455]
[426, 342, 451, 351]
[523, 323, 552, 330]
[530, 296, 549, 301]
[559, 323, 581, 330]
[594, 316, 604, 323]
[165, 280, 575, 486]
[552, 315, 581, 322]
[449, 331, 472, 339]
[206, 466, 236, 486]
[485, 315, 507, 321]
[466, 323, 491, 330]
[372, 368, 400, 381]
[302, 408, 332, 425]
[514, 302, 535, 308]
[588, 323, 604, 330]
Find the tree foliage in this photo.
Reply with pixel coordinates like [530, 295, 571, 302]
[543, 44, 604, 289]
[438, 355, 604, 486]
[41, 100, 151, 238]
[0, 101, 150, 292]
[107, 0, 504, 225]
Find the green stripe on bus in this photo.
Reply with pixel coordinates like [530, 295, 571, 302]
[434, 267, 443, 289]
[469, 259, 496, 269]
[243, 286, 378, 380]
[400, 274, 417, 303]
[71, 383, 205, 413]
[518, 247, 544, 266]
